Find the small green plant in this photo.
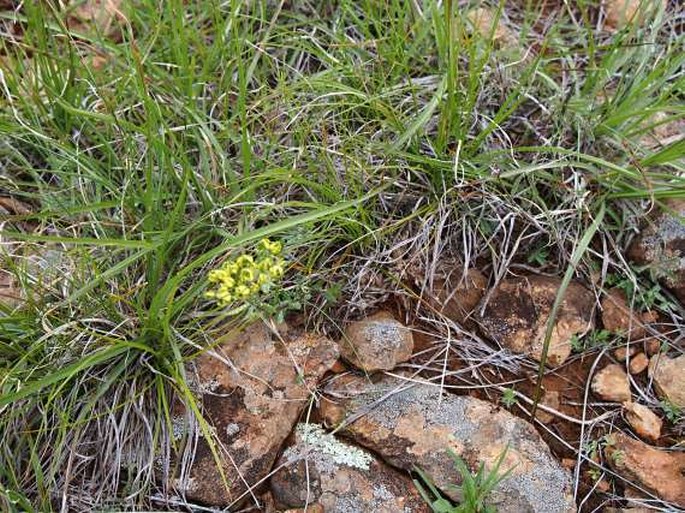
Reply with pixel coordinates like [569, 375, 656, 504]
[610, 449, 625, 465]
[570, 329, 613, 352]
[585, 439, 601, 461]
[660, 400, 683, 424]
[605, 272, 675, 312]
[526, 246, 550, 266]
[414, 447, 513, 513]
[500, 388, 517, 408]
[587, 468, 601, 482]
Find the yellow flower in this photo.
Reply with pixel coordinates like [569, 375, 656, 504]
[236, 254, 254, 267]
[235, 284, 251, 298]
[258, 257, 273, 272]
[260, 238, 282, 255]
[240, 268, 255, 283]
[206, 243, 287, 309]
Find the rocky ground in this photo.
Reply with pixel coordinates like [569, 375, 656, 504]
[139, 199, 685, 512]
[1, 1, 684, 512]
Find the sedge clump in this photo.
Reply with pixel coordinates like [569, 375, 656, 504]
[205, 238, 285, 308]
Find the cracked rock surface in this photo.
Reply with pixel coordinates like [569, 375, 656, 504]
[271, 423, 429, 512]
[320, 374, 576, 513]
[171, 322, 339, 507]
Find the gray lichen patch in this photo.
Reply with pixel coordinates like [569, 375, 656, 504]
[285, 423, 374, 472]
[362, 321, 404, 349]
[272, 422, 430, 512]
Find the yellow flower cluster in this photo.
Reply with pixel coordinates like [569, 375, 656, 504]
[205, 239, 285, 307]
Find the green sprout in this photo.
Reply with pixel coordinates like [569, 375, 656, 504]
[414, 447, 513, 513]
[500, 388, 517, 408]
[660, 400, 683, 423]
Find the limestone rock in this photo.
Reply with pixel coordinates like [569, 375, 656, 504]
[592, 364, 631, 402]
[424, 267, 487, 326]
[341, 311, 414, 372]
[478, 276, 594, 365]
[623, 402, 662, 441]
[629, 353, 649, 375]
[171, 323, 339, 507]
[605, 432, 685, 506]
[270, 423, 429, 513]
[628, 199, 685, 306]
[320, 374, 576, 513]
[604, 0, 667, 30]
[601, 288, 656, 340]
[648, 354, 685, 408]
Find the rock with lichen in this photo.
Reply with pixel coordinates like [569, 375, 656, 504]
[341, 311, 414, 372]
[170, 322, 339, 508]
[270, 423, 429, 512]
[320, 374, 576, 513]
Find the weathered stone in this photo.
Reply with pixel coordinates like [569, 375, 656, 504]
[623, 402, 662, 441]
[605, 432, 685, 506]
[478, 276, 595, 365]
[592, 364, 631, 402]
[602, 288, 657, 340]
[271, 423, 429, 513]
[604, 0, 667, 30]
[648, 354, 685, 408]
[628, 199, 685, 306]
[424, 267, 487, 326]
[320, 374, 576, 513]
[645, 337, 661, 356]
[614, 345, 637, 362]
[341, 311, 413, 372]
[629, 353, 649, 375]
[171, 323, 339, 507]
